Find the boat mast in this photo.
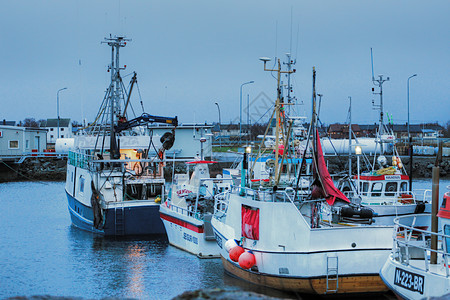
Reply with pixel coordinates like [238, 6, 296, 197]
[103, 36, 130, 159]
[260, 57, 295, 185]
[348, 96, 352, 177]
[371, 48, 389, 154]
[283, 53, 296, 116]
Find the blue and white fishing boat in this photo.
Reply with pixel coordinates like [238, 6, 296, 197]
[65, 36, 178, 236]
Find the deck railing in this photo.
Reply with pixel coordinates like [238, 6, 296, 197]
[213, 185, 303, 218]
[164, 201, 202, 221]
[393, 214, 450, 277]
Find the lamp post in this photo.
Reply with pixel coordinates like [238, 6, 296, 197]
[215, 102, 221, 148]
[355, 145, 362, 194]
[240, 81, 254, 142]
[57, 87, 68, 142]
[407, 74, 417, 190]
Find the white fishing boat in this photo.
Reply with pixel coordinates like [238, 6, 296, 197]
[160, 159, 232, 257]
[212, 64, 393, 295]
[65, 36, 178, 236]
[380, 187, 450, 299]
[332, 70, 431, 226]
[336, 164, 432, 225]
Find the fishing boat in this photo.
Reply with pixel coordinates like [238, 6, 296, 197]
[336, 161, 432, 225]
[160, 159, 233, 257]
[333, 73, 431, 225]
[211, 63, 393, 295]
[379, 187, 450, 299]
[65, 36, 178, 236]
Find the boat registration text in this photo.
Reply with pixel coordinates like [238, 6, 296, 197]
[394, 267, 424, 295]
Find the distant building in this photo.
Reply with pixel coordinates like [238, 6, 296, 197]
[147, 124, 213, 159]
[328, 124, 362, 139]
[41, 118, 72, 144]
[0, 125, 47, 160]
[1, 119, 16, 126]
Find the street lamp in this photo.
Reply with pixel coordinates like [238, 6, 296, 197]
[240, 81, 254, 142]
[355, 145, 362, 194]
[215, 102, 221, 148]
[57, 87, 68, 142]
[407, 74, 417, 189]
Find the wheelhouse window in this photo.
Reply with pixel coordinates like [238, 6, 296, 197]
[79, 176, 85, 193]
[371, 182, 383, 197]
[385, 182, 398, 196]
[445, 225, 450, 254]
[9, 140, 19, 149]
[361, 182, 369, 196]
[400, 182, 408, 193]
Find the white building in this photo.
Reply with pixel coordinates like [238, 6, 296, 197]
[41, 118, 72, 144]
[147, 124, 213, 159]
[0, 125, 47, 160]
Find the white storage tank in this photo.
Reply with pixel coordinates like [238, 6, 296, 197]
[55, 138, 75, 153]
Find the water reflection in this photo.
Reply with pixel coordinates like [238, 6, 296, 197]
[1, 181, 448, 299]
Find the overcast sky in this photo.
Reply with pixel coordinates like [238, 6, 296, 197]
[1, 0, 449, 127]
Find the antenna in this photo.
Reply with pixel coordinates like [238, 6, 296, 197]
[370, 48, 375, 82]
[370, 47, 389, 153]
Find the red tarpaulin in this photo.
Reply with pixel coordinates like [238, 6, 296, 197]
[312, 129, 350, 205]
[241, 205, 259, 240]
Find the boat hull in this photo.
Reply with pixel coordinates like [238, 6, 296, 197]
[212, 189, 393, 295]
[160, 203, 219, 258]
[66, 191, 166, 236]
[221, 256, 388, 295]
[380, 253, 449, 300]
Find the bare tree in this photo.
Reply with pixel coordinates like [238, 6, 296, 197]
[23, 118, 39, 128]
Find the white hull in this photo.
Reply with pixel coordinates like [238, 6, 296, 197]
[380, 254, 450, 299]
[212, 188, 393, 294]
[160, 203, 219, 258]
[380, 213, 450, 299]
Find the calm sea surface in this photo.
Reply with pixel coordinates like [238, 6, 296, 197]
[0, 179, 449, 299]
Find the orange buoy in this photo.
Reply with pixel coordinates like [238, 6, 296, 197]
[225, 239, 238, 253]
[229, 246, 245, 262]
[238, 250, 256, 269]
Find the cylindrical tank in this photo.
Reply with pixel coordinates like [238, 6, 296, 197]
[321, 138, 388, 155]
[55, 138, 75, 153]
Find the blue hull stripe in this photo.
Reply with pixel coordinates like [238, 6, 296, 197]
[66, 191, 166, 236]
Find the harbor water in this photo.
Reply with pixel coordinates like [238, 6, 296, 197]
[1, 179, 449, 299]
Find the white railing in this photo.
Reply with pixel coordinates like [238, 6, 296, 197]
[393, 214, 450, 277]
[165, 201, 202, 221]
[358, 189, 432, 205]
[213, 185, 301, 218]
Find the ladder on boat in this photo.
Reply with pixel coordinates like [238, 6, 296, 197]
[114, 205, 125, 236]
[326, 255, 338, 293]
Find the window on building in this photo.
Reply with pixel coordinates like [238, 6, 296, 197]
[26, 140, 29, 149]
[50, 128, 54, 131]
[61, 135, 64, 138]
[9, 140, 19, 149]
[50, 135, 54, 139]
[61, 128, 64, 131]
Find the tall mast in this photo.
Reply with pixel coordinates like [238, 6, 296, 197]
[260, 57, 295, 185]
[102, 36, 130, 159]
[283, 53, 296, 116]
[371, 48, 389, 153]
